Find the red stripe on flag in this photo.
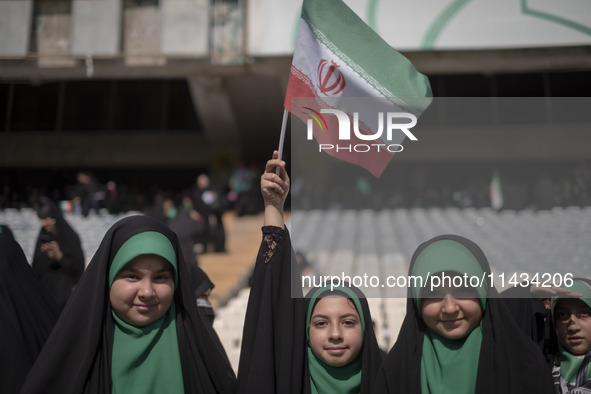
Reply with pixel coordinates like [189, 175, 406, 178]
[284, 65, 316, 111]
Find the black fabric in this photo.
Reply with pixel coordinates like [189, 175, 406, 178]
[0, 236, 59, 394]
[373, 234, 555, 394]
[189, 263, 215, 298]
[502, 284, 556, 364]
[237, 228, 384, 394]
[144, 195, 168, 225]
[189, 262, 219, 325]
[168, 207, 206, 266]
[20, 214, 236, 394]
[32, 198, 85, 310]
[0, 224, 15, 240]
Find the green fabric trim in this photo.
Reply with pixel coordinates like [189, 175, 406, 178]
[111, 304, 184, 394]
[302, 0, 432, 115]
[411, 239, 488, 312]
[421, 325, 483, 394]
[109, 231, 177, 286]
[306, 286, 364, 394]
[558, 343, 591, 383]
[308, 347, 362, 394]
[552, 279, 591, 310]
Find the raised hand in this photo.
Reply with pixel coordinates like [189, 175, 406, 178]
[261, 150, 290, 228]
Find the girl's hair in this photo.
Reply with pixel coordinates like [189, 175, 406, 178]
[311, 290, 358, 312]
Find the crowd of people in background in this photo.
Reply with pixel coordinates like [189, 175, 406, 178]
[0, 159, 266, 216]
[290, 160, 591, 211]
[2, 161, 590, 215]
[0, 160, 266, 264]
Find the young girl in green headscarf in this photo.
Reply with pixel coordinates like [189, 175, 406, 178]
[552, 278, 591, 393]
[373, 234, 555, 394]
[305, 285, 382, 394]
[237, 151, 384, 394]
[21, 215, 235, 394]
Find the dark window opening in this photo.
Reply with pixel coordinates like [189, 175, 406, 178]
[10, 82, 60, 131]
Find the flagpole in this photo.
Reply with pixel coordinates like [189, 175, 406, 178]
[276, 108, 288, 174]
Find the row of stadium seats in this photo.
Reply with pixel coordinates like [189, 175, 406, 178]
[289, 206, 591, 278]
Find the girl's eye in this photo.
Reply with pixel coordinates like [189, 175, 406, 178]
[455, 288, 476, 298]
[423, 289, 443, 299]
[343, 320, 357, 327]
[313, 321, 327, 328]
[578, 309, 591, 318]
[155, 274, 172, 281]
[555, 310, 570, 321]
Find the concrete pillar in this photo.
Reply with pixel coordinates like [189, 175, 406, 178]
[187, 75, 241, 157]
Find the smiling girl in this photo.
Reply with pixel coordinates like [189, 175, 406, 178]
[305, 286, 381, 393]
[21, 215, 235, 394]
[308, 292, 364, 369]
[373, 234, 555, 394]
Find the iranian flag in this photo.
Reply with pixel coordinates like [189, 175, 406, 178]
[284, 0, 432, 178]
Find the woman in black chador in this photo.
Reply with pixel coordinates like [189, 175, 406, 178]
[0, 223, 15, 239]
[237, 152, 384, 394]
[32, 197, 85, 310]
[1, 235, 59, 393]
[21, 214, 236, 394]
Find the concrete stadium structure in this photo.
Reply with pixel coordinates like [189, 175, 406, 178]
[1, 0, 590, 182]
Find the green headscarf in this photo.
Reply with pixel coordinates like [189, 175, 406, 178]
[552, 279, 591, 384]
[411, 239, 486, 394]
[551, 279, 591, 313]
[109, 231, 184, 394]
[411, 239, 488, 311]
[306, 286, 364, 394]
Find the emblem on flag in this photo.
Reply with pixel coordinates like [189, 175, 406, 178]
[317, 59, 346, 96]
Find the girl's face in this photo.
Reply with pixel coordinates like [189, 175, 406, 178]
[110, 254, 175, 327]
[554, 298, 591, 356]
[309, 295, 363, 367]
[41, 216, 56, 233]
[421, 285, 483, 340]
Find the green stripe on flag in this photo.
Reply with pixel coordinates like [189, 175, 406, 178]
[302, 0, 432, 115]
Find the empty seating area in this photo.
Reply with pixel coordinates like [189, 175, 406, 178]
[289, 206, 591, 279]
